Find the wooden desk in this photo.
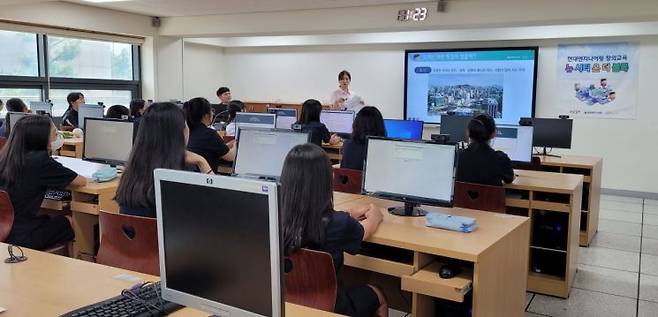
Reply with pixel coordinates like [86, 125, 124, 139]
[322, 143, 344, 164]
[535, 155, 602, 246]
[244, 101, 332, 118]
[505, 169, 583, 298]
[60, 138, 83, 158]
[0, 243, 342, 317]
[334, 194, 530, 317]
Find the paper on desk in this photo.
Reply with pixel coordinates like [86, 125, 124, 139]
[53, 156, 109, 179]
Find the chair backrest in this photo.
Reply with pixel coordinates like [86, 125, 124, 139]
[96, 211, 159, 275]
[454, 181, 507, 213]
[0, 190, 14, 242]
[285, 249, 337, 312]
[333, 168, 363, 194]
[0, 136, 7, 150]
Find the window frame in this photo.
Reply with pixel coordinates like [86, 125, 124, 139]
[0, 32, 142, 114]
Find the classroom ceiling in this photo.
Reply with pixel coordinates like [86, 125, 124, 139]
[63, 0, 423, 17]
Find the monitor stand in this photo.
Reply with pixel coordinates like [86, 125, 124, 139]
[388, 202, 428, 217]
[538, 146, 561, 158]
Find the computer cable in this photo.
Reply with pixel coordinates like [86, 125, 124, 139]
[4, 245, 27, 264]
[121, 283, 163, 316]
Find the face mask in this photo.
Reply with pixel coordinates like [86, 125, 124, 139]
[50, 134, 64, 151]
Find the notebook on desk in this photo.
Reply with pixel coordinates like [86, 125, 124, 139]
[53, 156, 110, 179]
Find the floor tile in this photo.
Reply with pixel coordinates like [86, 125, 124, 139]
[590, 231, 641, 252]
[645, 204, 658, 215]
[528, 288, 636, 317]
[526, 313, 548, 317]
[579, 246, 639, 272]
[601, 194, 643, 204]
[598, 219, 642, 237]
[645, 214, 658, 226]
[388, 309, 407, 317]
[639, 300, 658, 317]
[526, 292, 534, 308]
[600, 200, 643, 213]
[640, 274, 658, 303]
[644, 224, 658, 240]
[642, 254, 658, 276]
[643, 238, 658, 256]
[599, 209, 642, 224]
[573, 264, 638, 298]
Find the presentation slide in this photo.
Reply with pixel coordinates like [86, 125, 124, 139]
[405, 48, 537, 125]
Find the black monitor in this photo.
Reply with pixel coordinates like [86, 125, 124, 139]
[440, 115, 473, 143]
[362, 137, 457, 216]
[526, 117, 573, 155]
[155, 169, 283, 317]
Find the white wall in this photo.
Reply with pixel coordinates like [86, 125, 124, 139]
[182, 42, 225, 101]
[182, 37, 658, 194]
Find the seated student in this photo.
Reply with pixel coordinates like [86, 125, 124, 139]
[224, 100, 244, 137]
[1, 98, 30, 137]
[214, 86, 232, 114]
[61, 92, 85, 129]
[105, 105, 130, 120]
[341, 106, 386, 171]
[297, 99, 341, 146]
[129, 99, 146, 119]
[183, 97, 236, 172]
[456, 114, 514, 186]
[116, 102, 212, 218]
[0, 115, 87, 250]
[281, 143, 388, 317]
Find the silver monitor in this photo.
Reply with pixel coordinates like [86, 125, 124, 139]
[235, 112, 276, 133]
[78, 104, 105, 130]
[233, 128, 310, 180]
[29, 101, 53, 115]
[154, 169, 282, 317]
[320, 110, 354, 134]
[491, 125, 534, 163]
[7, 112, 32, 135]
[83, 118, 135, 165]
[267, 108, 297, 130]
[363, 137, 457, 216]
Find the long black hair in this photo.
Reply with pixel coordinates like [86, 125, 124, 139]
[116, 102, 187, 209]
[297, 99, 322, 124]
[183, 97, 212, 127]
[6, 98, 28, 112]
[351, 106, 386, 144]
[227, 100, 244, 124]
[106, 105, 130, 119]
[129, 99, 146, 118]
[66, 92, 84, 109]
[468, 114, 496, 148]
[280, 143, 335, 255]
[0, 115, 52, 185]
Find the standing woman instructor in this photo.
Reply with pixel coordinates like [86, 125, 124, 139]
[330, 70, 355, 110]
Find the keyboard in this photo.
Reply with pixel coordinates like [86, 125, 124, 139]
[60, 282, 182, 317]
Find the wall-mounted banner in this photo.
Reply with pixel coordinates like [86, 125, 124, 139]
[557, 42, 638, 119]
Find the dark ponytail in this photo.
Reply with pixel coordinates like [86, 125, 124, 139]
[183, 97, 212, 127]
[468, 114, 496, 145]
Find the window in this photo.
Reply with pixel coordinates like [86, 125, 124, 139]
[0, 30, 38, 77]
[50, 89, 133, 116]
[48, 37, 134, 80]
[0, 88, 42, 115]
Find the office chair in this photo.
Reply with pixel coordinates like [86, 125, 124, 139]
[454, 181, 507, 213]
[332, 168, 363, 194]
[96, 211, 159, 275]
[285, 248, 337, 312]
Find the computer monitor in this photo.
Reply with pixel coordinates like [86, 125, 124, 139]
[384, 119, 424, 140]
[78, 104, 105, 130]
[29, 101, 53, 116]
[491, 125, 534, 163]
[235, 112, 276, 133]
[233, 128, 310, 180]
[154, 169, 282, 317]
[440, 115, 473, 143]
[83, 118, 135, 165]
[7, 112, 32, 135]
[320, 110, 354, 135]
[526, 118, 573, 155]
[363, 137, 457, 216]
[267, 108, 297, 130]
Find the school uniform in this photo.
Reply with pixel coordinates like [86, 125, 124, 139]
[300, 122, 331, 146]
[187, 123, 230, 172]
[340, 139, 367, 171]
[61, 107, 79, 128]
[2, 151, 77, 250]
[456, 143, 514, 186]
[307, 211, 380, 317]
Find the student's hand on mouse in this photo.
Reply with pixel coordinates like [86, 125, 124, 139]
[364, 204, 383, 223]
[347, 205, 370, 220]
[185, 151, 213, 174]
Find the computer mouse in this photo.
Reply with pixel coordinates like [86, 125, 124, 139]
[439, 264, 461, 279]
